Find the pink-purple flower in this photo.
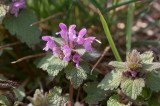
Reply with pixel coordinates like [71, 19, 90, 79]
[11, 0, 26, 17]
[42, 23, 96, 67]
[62, 45, 71, 61]
[83, 37, 96, 52]
[42, 36, 60, 55]
[73, 54, 81, 67]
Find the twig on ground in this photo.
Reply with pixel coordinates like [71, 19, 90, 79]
[91, 46, 110, 73]
[118, 90, 141, 106]
[11, 52, 48, 64]
[30, 12, 65, 26]
[0, 42, 22, 50]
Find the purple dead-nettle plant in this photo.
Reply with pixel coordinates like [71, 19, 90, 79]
[42, 23, 95, 67]
[10, 0, 26, 17]
[99, 49, 160, 103]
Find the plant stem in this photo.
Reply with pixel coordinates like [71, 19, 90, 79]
[126, 3, 135, 58]
[11, 52, 48, 64]
[69, 82, 73, 106]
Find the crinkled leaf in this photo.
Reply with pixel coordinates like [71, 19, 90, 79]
[50, 36, 65, 46]
[73, 45, 86, 56]
[65, 62, 90, 89]
[142, 62, 160, 71]
[82, 49, 101, 61]
[4, 9, 41, 47]
[98, 70, 122, 90]
[37, 54, 68, 78]
[47, 87, 69, 106]
[146, 71, 160, 92]
[83, 82, 109, 104]
[140, 51, 153, 63]
[13, 87, 25, 102]
[0, 95, 11, 105]
[107, 94, 129, 106]
[121, 78, 145, 100]
[109, 61, 128, 71]
[0, 4, 10, 24]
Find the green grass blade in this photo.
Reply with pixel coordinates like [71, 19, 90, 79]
[126, 3, 135, 57]
[136, 4, 153, 18]
[133, 19, 160, 34]
[103, 0, 139, 14]
[110, 0, 119, 22]
[98, 9, 122, 61]
[132, 40, 160, 46]
[85, 0, 141, 24]
[89, 0, 103, 10]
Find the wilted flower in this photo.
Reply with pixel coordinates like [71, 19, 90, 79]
[42, 23, 95, 67]
[10, 0, 26, 17]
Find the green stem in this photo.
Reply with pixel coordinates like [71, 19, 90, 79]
[126, 3, 135, 58]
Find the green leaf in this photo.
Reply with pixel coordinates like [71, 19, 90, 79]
[82, 49, 101, 61]
[109, 61, 127, 71]
[140, 51, 153, 63]
[148, 95, 160, 106]
[146, 71, 160, 92]
[121, 78, 145, 99]
[47, 87, 69, 106]
[98, 9, 122, 61]
[0, 95, 11, 105]
[13, 87, 25, 102]
[73, 45, 86, 56]
[87, 70, 99, 81]
[0, 4, 10, 24]
[140, 87, 152, 100]
[98, 70, 122, 90]
[107, 94, 129, 106]
[4, 9, 41, 47]
[65, 62, 90, 89]
[142, 63, 160, 71]
[83, 82, 109, 104]
[37, 54, 68, 78]
[50, 36, 65, 46]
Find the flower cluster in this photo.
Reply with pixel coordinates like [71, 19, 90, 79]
[10, 0, 26, 17]
[123, 50, 147, 79]
[42, 23, 95, 67]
